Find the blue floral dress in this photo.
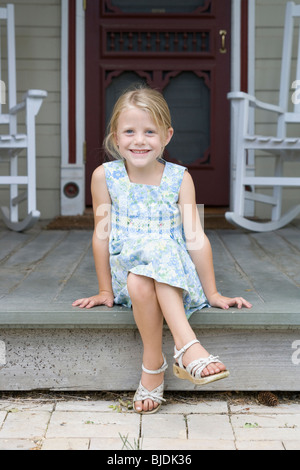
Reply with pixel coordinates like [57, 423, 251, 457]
[103, 159, 209, 319]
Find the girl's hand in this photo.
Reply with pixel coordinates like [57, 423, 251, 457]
[208, 292, 252, 310]
[72, 291, 114, 309]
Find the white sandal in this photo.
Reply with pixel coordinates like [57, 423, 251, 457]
[133, 354, 168, 414]
[173, 339, 229, 385]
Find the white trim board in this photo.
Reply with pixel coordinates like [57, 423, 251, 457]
[60, 0, 85, 216]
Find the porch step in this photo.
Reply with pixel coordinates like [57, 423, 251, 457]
[0, 304, 299, 329]
[0, 223, 299, 391]
[0, 317, 300, 392]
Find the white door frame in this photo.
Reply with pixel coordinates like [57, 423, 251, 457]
[60, 0, 254, 215]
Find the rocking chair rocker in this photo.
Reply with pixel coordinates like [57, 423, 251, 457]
[0, 4, 47, 231]
[226, 1, 300, 232]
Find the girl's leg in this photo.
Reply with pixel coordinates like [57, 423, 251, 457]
[154, 281, 226, 376]
[127, 273, 165, 412]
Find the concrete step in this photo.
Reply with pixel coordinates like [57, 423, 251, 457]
[0, 222, 299, 391]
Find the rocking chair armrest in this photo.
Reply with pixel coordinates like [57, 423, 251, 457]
[22, 89, 48, 100]
[228, 91, 256, 101]
[9, 90, 48, 116]
[227, 91, 284, 114]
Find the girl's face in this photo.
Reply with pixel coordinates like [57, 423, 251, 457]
[115, 106, 173, 169]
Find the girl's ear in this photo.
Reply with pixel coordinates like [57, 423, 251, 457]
[165, 127, 174, 146]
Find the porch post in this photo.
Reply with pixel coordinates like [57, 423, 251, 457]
[246, 0, 256, 217]
[231, 0, 241, 94]
[229, 0, 255, 215]
[60, 0, 85, 216]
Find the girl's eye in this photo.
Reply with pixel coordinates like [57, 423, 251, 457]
[125, 130, 133, 134]
[146, 130, 155, 135]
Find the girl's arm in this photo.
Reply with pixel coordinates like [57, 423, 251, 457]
[178, 171, 252, 310]
[72, 165, 114, 309]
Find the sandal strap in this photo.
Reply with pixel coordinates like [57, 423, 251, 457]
[187, 355, 223, 379]
[142, 353, 168, 375]
[134, 381, 166, 404]
[173, 339, 200, 361]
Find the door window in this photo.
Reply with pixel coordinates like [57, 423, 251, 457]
[164, 72, 210, 165]
[106, 72, 147, 125]
[105, 71, 210, 166]
[107, 0, 210, 14]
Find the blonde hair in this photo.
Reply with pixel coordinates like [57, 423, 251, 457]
[104, 84, 172, 160]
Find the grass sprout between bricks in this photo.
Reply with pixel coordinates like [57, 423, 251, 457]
[119, 433, 144, 451]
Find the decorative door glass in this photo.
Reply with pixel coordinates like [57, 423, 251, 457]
[164, 72, 210, 165]
[105, 72, 147, 125]
[106, 71, 210, 166]
[106, 0, 210, 14]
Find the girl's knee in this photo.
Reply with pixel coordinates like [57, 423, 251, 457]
[127, 273, 155, 301]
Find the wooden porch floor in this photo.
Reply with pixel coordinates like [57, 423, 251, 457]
[0, 219, 299, 329]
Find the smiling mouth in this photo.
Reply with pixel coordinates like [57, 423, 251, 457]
[130, 150, 150, 154]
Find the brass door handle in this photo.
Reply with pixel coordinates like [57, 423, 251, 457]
[219, 30, 227, 54]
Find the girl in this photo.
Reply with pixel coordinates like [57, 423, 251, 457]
[73, 85, 252, 414]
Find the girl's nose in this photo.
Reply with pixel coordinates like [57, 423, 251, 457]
[134, 133, 145, 145]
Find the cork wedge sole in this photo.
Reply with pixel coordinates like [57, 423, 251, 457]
[173, 363, 230, 385]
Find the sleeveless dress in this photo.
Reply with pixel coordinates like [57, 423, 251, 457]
[103, 159, 209, 319]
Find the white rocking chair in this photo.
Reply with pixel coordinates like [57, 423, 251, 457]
[0, 4, 47, 231]
[226, 1, 300, 232]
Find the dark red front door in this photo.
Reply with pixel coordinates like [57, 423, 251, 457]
[85, 0, 231, 205]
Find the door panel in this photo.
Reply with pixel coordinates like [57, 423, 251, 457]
[85, 0, 231, 205]
[163, 71, 210, 166]
[105, 72, 147, 125]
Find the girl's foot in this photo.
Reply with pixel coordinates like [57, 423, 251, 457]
[134, 371, 165, 413]
[181, 341, 227, 377]
[173, 339, 229, 385]
[134, 354, 167, 413]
